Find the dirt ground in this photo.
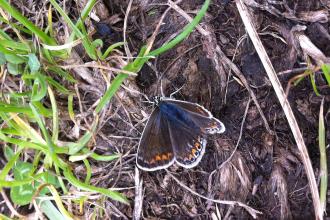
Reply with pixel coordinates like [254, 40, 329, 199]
[104, 1, 329, 219]
[1, 0, 330, 219]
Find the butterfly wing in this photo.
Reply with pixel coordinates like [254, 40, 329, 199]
[163, 99, 226, 134]
[136, 108, 174, 171]
[166, 118, 207, 168]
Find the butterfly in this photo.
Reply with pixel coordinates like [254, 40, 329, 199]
[136, 96, 225, 171]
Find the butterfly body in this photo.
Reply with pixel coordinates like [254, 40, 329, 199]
[137, 97, 225, 171]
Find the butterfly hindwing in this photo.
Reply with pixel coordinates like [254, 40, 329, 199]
[166, 118, 207, 168]
[163, 99, 226, 134]
[136, 108, 175, 171]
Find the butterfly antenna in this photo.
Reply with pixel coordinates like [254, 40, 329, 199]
[169, 84, 184, 98]
[141, 100, 154, 105]
[160, 79, 165, 97]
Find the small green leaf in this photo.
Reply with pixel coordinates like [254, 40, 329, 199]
[7, 63, 22, 75]
[40, 172, 61, 191]
[0, 52, 6, 65]
[10, 162, 34, 205]
[4, 54, 25, 64]
[10, 161, 60, 205]
[92, 39, 103, 48]
[28, 53, 40, 73]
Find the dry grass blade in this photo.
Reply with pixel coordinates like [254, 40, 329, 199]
[123, 0, 133, 60]
[60, 63, 137, 76]
[1, 190, 25, 218]
[318, 98, 327, 214]
[235, 0, 322, 219]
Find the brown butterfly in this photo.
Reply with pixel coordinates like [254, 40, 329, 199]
[136, 97, 225, 171]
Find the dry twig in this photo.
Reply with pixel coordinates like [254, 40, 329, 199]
[133, 167, 143, 220]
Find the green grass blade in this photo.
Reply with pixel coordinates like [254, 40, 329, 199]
[0, 39, 31, 52]
[94, 74, 128, 114]
[321, 64, 330, 86]
[33, 101, 53, 117]
[0, 132, 46, 151]
[83, 159, 91, 184]
[100, 42, 125, 60]
[30, 103, 66, 168]
[318, 98, 327, 213]
[31, 74, 48, 101]
[310, 73, 320, 96]
[48, 87, 59, 143]
[0, 172, 47, 187]
[47, 185, 75, 220]
[39, 200, 68, 220]
[47, 66, 76, 83]
[0, 104, 34, 116]
[7, 112, 46, 144]
[67, 0, 97, 49]
[0, 148, 22, 180]
[46, 77, 71, 95]
[79, 0, 98, 23]
[63, 169, 128, 204]
[0, 17, 32, 35]
[68, 94, 75, 122]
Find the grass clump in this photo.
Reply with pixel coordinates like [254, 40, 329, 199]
[0, 0, 210, 218]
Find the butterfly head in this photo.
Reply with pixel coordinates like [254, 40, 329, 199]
[151, 96, 163, 106]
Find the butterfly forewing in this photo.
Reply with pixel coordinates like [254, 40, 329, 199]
[163, 99, 225, 134]
[136, 108, 174, 171]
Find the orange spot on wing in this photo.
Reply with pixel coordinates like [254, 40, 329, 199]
[155, 155, 161, 161]
[162, 154, 168, 160]
[210, 121, 219, 128]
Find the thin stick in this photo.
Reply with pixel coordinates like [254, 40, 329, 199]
[167, 171, 262, 218]
[217, 97, 251, 171]
[123, 0, 133, 60]
[133, 167, 143, 220]
[235, 1, 322, 219]
[1, 190, 25, 218]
